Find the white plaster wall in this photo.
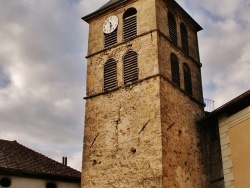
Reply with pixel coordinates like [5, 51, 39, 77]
[0, 175, 80, 188]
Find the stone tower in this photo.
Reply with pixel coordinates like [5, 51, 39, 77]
[82, 0, 206, 187]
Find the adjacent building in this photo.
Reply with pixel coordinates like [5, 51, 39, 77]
[199, 90, 250, 188]
[0, 139, 81, 188]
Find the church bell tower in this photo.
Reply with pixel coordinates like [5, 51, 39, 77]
[82, 0, 206, 187]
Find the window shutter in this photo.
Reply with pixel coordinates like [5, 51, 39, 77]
[180, 23, 189, 55]
[104, 58, 117, 91]
[183, 63, 192, 96]
[104, 29, 117, 48]
[123, 8, 137, 40]
[123, 51, 138, 85]
[168, 12, 178, 45]
[170, 53, 180, 86]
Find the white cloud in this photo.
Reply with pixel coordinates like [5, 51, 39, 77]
[0, 0, 88, 171]
[178, 0, 250, 107]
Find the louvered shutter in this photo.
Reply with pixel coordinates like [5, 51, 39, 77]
[123, 8, 137, 40]
[181, 23, 189, 55]
[123, 15, 137, 40]
[104, 29, 117, 48]
[170, 53, 180, 86]
[123, 51, 138, 85]
[104, 58, 117, 91]
[168, 12, 178, 45]
[183, 63, 192, 96]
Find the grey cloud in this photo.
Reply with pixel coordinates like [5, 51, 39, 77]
[0, 0, 88, 170]
[177, 0, 250, 107]
[0, 65, 11, 88]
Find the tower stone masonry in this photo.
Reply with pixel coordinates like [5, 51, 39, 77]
[81, 0, 208, 187]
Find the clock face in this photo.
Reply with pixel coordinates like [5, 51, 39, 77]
[103, 16, 119, 34]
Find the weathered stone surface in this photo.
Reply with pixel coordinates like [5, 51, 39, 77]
[160, 78, 205, 187]
[82, 78, 162, 187]
[158, 33, 203, 102]
[156, 0, 201, 62]
[87, 0, 156, 57]
[86, 32, 158, 96]
[199, 123, 226, 188]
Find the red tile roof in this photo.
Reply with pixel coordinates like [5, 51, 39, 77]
[0, 139, 81, 182]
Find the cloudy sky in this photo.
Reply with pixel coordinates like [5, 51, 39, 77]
[0, 0, 249, 171]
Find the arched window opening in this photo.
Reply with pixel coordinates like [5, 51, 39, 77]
[170, 53, 180, 86]
[168, 12, 177, 45]
[104, 58, 117, 91]
[123, 51, 138, 85]
[104, 29, 117, 48]
[183, 63, 192, 96]
[180, 23, 189, 55]
[123, 8, 137, 40]
[0, 177, 11, 187]
[46, 182, 57, 188]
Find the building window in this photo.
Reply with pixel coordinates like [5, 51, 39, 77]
[104, 29, 117, 48]
[123, 50, 138, 85]
[46, 182, 57, 188]
[123, 8, 137, 40]
[180, 22, 189, 55]
[104, 58, 117, 91]
[183, 63, 192, 96]
[0, 177, 11, 187]
[168, 12, 177, 45]
[170, 53, 180, 86]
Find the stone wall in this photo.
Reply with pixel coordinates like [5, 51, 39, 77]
[157, 33, 203, 103]
[160, 77, 206, 187]
[156, 0, 201, 62]
[82, 78, 163, 187]
[86, 32, 158, 96]
[86, 0, 156, 56]
[199, 121, 225, 188]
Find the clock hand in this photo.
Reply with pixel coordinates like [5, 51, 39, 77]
[110, 21, 113, 30]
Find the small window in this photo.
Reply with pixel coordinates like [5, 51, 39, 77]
[104, 58, 117, 91]
[46, 182, 57, 188]
[170, 53, 180, 86]
[180, 23, 189, 55]
[123, 51, 138, 85]
[123, 8, 137, 40]
[104, 29, 117, 48]
[0, 177, 11, 187]
[183, 63, 192, 96]
[168, 12, 177, 45]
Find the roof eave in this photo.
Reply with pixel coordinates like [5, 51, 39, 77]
[82, 0, 128, 23]
[197, 90, 250, 125]
[172, 0, 203, 32]
[82, 0, 203, 31]
[0, 167, 81, 183]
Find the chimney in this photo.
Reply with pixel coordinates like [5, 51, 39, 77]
[62, 157, 67, 166]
